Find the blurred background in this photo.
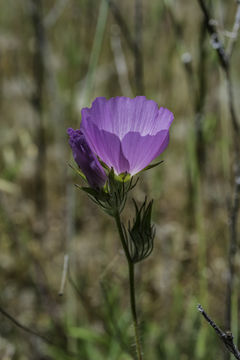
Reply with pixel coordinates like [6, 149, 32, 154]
[0, 0, 240, 359]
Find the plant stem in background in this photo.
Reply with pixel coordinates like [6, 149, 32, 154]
[107, 0, 144, 95]
[194, 22, 207, 171]
[29, 0, 47, 235]
[164, 3, 209, 242]
[81, 0, 108, 107]
[196, 2, 240, 359]
[163, 8, 209, 358]
[65, 182, 78, 354]
[114, 210, 143, 360]
[164, 2, 208, 172]
[134, 0, 144, 95]
[110, 24, 133, 97]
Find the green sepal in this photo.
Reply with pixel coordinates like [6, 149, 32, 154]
[98, 158, 110, 171]
[75, 185, 109, 202]
[81, 187, 101, 197]
[137, 160, 164, 175]
[116, 172, 131, 182]
[74, 167, 137, 217]
[68, 162, 87, 183]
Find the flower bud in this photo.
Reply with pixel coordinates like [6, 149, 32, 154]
[123, 198, 155, 263]
[67, 128, 107, 189]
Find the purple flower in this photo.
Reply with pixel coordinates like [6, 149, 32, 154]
[67, 128, 107, 189]
[80, 96, 174, 175]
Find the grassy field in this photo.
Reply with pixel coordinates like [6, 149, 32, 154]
[0, 1, 240, 359]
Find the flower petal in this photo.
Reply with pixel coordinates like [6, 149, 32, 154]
[155, 107, 174, 132]
[121, 130, 170, 175]
[81, 96, 173, 139]
[81, 121, 130, 175]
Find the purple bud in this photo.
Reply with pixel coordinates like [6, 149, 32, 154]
[67, 128, 107, 189]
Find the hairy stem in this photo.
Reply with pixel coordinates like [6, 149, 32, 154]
[114, 211, 143, 360]
[128, 261, 143, 360]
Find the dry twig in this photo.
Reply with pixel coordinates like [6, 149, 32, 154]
[0, 305, 54, 346]
[198, 305, 240, 360]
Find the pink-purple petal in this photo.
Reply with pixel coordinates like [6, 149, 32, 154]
[81, 120, 130, 175]
[79, 96, 174, 175]
[155, 107, 174, 131]
[81, 96, 172, 139]
[121, 130, 169, 175]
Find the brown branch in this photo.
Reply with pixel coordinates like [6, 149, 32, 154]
[197, 0, 228, 70]
[0, 304, 78, 357]
[0, 305, 54, 346]
[198, 305, 240, 360]
[196, 0, 240, 135]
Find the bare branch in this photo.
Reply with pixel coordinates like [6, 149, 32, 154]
[197, 0, 228, 69]
[0, 305, 54, 346]
[198, 305, 240, 360]
[0, 304, 79, 357]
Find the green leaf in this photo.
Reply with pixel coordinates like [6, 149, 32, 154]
[69, 326, 107, 345]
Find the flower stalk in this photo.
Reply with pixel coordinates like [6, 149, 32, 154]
[114, 210, 143, 360]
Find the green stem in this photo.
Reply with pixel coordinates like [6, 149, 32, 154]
[114, 211, 143, 360]
[128, 262, 143, 360]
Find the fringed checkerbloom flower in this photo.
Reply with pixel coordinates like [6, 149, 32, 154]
[68, 96, 174, 188]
